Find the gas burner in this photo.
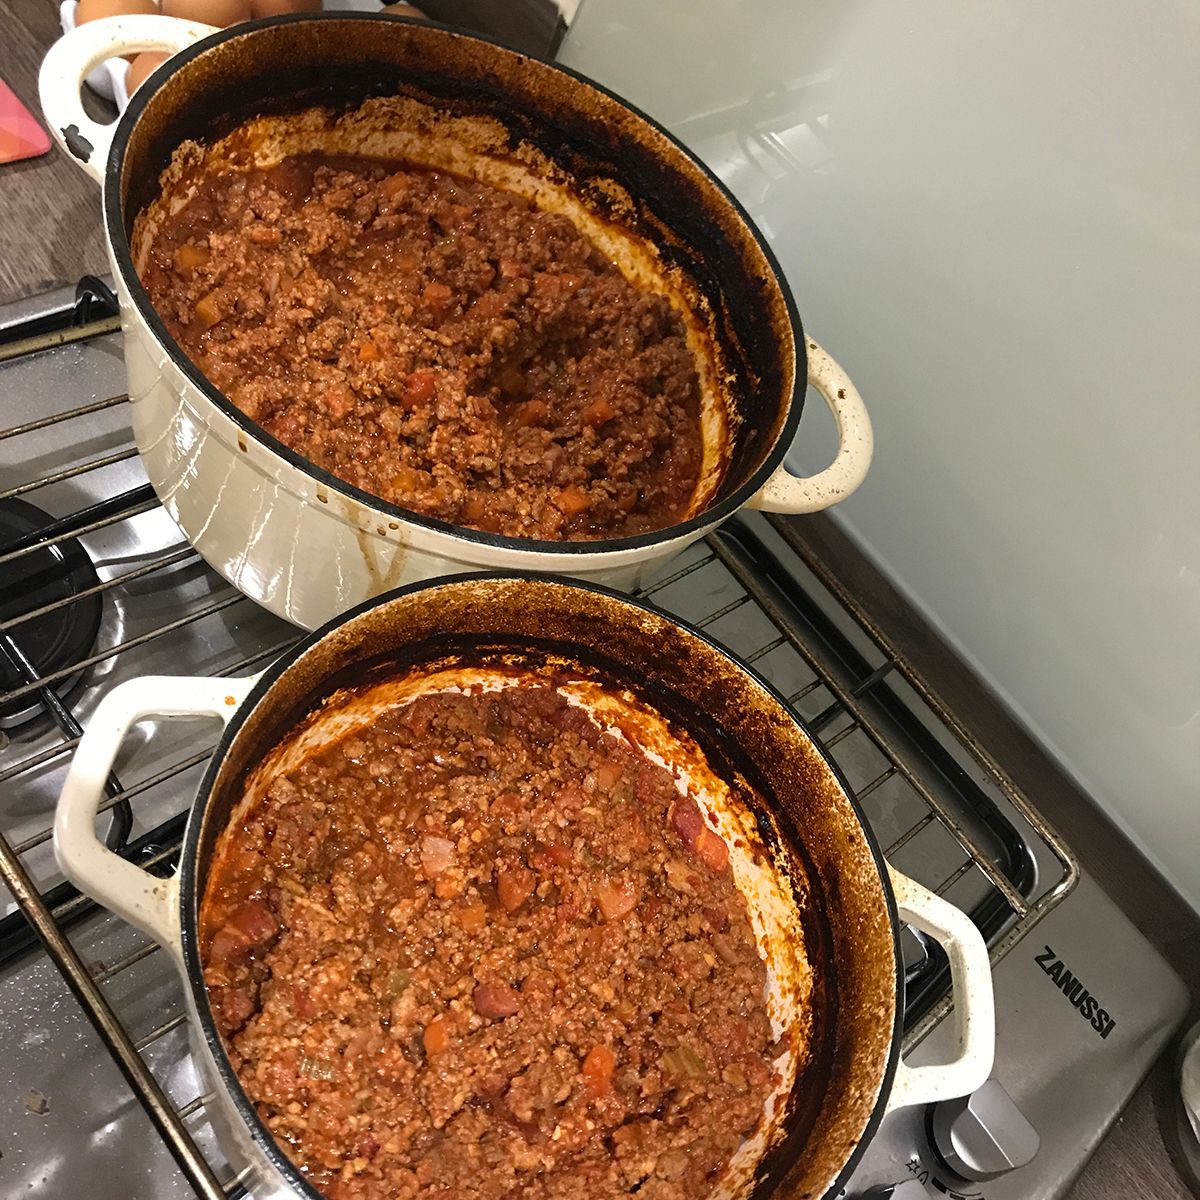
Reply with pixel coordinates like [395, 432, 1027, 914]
[0, 497, 103, 729]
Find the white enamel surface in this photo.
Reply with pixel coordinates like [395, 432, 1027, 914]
[53, 670, 292, 1196]
[883, 867, 995, 1114]
[182, 1000, 294, 1200]
[122, 294, 871, 628]
[42, 13, 873, 630]
[59, 2, 119, 105]
[562, 0, 1200, 912]
[39, 15, 216, 184]
[53, 673, 256, 953]
[55, 653, 990, 1195]
[121, 290, 719, 628]
[747, 338, 873, 514]
[228, 664, 813, 1199]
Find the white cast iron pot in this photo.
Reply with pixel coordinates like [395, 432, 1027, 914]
[55, 576, 991, 1200]
[40, 14, 872, 632]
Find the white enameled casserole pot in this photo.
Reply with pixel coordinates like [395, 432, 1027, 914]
[40, 13, 872, 632]
[55, 576, 990, 1200]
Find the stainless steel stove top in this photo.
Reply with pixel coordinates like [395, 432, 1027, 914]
[0, 299, 1188, 1200]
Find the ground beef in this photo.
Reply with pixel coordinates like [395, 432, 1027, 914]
[140, 155, 703, 540]
[200, 687, 780, 1200]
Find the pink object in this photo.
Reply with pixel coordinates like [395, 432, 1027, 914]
[0, 80, 51, 164]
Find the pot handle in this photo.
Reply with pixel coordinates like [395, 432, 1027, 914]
[54, 674, 257, 953]
[39, 14, 217, 186]
[884, 865, 996, 1113]
[746, 339, 873, 514]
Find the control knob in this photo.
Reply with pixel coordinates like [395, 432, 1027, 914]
[928, 1077, 1040, 1183]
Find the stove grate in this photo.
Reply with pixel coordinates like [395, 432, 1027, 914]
[0, 329, 1077, 1198]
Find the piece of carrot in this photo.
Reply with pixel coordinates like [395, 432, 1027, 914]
[423, 1015, 450, 1056]
[556, 485, 590, 516]
[582, 1044, 616, 1095]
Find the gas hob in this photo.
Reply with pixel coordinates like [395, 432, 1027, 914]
[0, 288, 1188, 1200]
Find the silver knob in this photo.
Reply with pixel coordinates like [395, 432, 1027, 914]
[856, 1181, 930, 1199]
[929, 1078, 1040, 1182]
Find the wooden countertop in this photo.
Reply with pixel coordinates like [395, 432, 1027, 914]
[0, 0, 555, 306]
[1, 0, 110, 304]
[1, 4, 1197, 1197]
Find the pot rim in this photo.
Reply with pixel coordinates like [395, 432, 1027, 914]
[103, 11, 806, 559]
[177, 569, 903, 1200]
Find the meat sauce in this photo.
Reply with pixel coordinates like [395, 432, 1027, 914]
[200, 687, 781, 1200]
[141, 155, 704, 540]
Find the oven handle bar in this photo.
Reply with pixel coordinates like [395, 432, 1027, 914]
[747, 339, 874, 515]
[884, 865, 996, 1112]
[54, 674, 256, 955]
[40, 15, 217, 186]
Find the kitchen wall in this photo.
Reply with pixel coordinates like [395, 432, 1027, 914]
[561, 1, 1200, 909]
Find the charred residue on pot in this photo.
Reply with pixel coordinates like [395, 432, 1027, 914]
[114, 15, 801, 524]
[187, 575, 897, 1200]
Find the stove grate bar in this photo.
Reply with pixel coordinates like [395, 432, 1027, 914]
[0, 735, 80, 782]
[1, 590, 247, 706]
[935, 859, 976, 897]
[807, 700, 849, 733]
[0, 827, 230, 1199]
[744, 636, 787, 663]
[848, 660, 897, 697]
[5, 636, 299, 875]
[0, 545, 198, 633]
[884, 811, 936, 858]
[0, 636, 295, 793]
[692, 593, 752, 628]
[0, 496, 161, 567]
[228, 1163, 254, 1194]
[227, 637, 303, 672]
[136, 1011, 188, 1051]
[0, 392, 129, 442]
[708, 535, 1030, 918]
[95, 939, 164, 984]
[819, 720, 860, 749]
[48, 834, 184, 927]
[637, 550, 717, 596]
[787, 679, 827, 704]
[855, 765, 897, 800]
[0, 446, 141, 503]
[14, 748, 214, 854]
[177, 1094, 215, 1120]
